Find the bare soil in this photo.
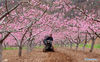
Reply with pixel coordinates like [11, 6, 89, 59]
[2, 47, 100, 62]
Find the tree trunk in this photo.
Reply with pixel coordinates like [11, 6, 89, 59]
[18, 46, 22, 57]
[76, 43, 79, 50]
[27, 41, 33, 53]
[61, 41, 63, 47]
[83, 41, 87, 50]
[90, 37, 95, 52]
[70, 42, 72, 49]
[0, 32, 11, 62]
[39, 41, 41, 47]
[0, 43, 3, 62]
[83, 33, 87, 50]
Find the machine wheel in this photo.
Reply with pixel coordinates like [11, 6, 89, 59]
[43, 46, 54, 52]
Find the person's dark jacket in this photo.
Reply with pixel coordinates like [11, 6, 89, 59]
[43, 36, 53, 46]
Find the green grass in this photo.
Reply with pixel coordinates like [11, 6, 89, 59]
[3, 47, 27, 50]
[3, 45, 59, 50]
[4, 47, 18, 50]
[75, 44, 100, 49]
[94, 44, 100, 48]
[3, 44, 100, 50]
[34, 46, 44, 48]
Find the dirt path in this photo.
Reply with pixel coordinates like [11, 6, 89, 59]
[44, 51, 73, 62]
[2, 48, 100, 62]
[2, 49, 74, 62]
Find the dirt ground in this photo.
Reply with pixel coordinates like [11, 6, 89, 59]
[2, 47, 100, 62]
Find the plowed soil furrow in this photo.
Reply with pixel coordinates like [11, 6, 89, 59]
[44, 52, 73, 62]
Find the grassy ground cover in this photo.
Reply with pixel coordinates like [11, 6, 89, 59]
[3, 44, 100, 50]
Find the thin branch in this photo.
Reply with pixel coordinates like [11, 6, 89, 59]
[0, 32, 11, 43]
[0, 3, 21, 20]
[10, 33, 20, 46]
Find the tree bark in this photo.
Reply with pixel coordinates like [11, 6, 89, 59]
[18, 46, 22, 57]
[27, 40, 33, 53]
[76, 43, 79, 50]
[0, 32, 11, 62]
[18, 21, 33, 57]
[0, 43, 3, 62]
[70, 42, 72, 49]
[89, 37, 95, 52]
[83, 41, 87, 50]
[0, 3, 20, 20]
[83, 33, 87, 50]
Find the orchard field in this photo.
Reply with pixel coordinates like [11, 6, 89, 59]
[0, 0, 100, 62]
[2, 47, 100, 62]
